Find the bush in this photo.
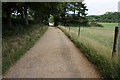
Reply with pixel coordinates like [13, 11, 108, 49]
[90, 20, 104, 27]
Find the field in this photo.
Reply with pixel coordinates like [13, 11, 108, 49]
[66, 23, 118, 55]
[58, 22, 119, 78]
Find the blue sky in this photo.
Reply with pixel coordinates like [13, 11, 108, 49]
[84, 0, 120, 15]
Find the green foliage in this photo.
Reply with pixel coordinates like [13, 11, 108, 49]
[2, 2, 63, 28]
[90, 20, 104, 27]
[2, 2, 88, 28]
[49, 16, 54, 23]
[2, 24, 33, 38]
[87, 12, 120, 23]
[58, 2, 88, 26]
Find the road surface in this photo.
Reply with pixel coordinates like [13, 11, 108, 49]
[3, 27, 100, 78]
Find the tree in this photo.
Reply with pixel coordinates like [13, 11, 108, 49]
[2, 2, 17, 28]
[87, 12, 120, 23]
[2, 2, 88, 29]
[68, 2, 88, 37]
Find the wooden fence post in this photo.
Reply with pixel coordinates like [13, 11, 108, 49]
[78, 26, 80, 37]
[112, 26, 119, 57]
[69, 27, 70, 32]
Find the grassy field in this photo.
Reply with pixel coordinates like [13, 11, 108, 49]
[66, 22, 118, 52]
[58, 22, 119, 79]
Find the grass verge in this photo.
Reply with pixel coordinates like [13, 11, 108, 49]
[2, 24, 48, 74]
[57, 26, 120, 80]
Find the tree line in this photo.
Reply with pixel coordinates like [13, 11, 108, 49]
[2, 2, 88, 29]
[87, 12, 120, 23]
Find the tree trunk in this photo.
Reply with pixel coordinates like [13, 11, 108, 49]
[54, 15, 59, 26]
[24, 7, 28, 25]
[78, 12, 80, 17]
[20, 8, 24, 20]
[47, 15, 50, 26]
[69, 27, 70, 32]
[34, 11, 39, 24]
[7, 8, 11, 29]
[78, 26, 81, 37]
[74, 8, 75, 16]
[63, 6, 66, 26]
[73, 3, 76, 17]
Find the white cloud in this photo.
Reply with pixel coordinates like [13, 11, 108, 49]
[84, 0, 120, 15]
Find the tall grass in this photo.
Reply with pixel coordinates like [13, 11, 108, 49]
[58, 24, 119, 79]
[2, 24, 48, 74]
[66, 23, 118, 49]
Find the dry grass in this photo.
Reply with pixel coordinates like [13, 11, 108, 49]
[2, 24, 48, 74]
[58, 24, 119, 79]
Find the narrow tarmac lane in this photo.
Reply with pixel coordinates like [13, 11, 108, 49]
[3, 27, 100, 78]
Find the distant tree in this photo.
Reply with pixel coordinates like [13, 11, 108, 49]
[87, 12, 120, 23]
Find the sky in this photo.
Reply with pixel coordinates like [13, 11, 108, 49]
[83, 0, 120, 15]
